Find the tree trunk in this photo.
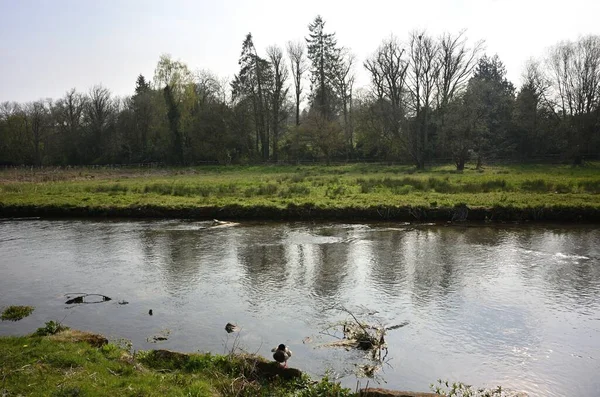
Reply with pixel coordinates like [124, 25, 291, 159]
[476, 155, 483, 170]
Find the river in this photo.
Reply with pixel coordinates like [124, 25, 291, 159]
[0, 219, 599, 396]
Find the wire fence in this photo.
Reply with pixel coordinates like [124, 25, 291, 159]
[0, 153, 598, 171]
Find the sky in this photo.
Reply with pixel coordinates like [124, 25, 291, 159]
[1, 0, 599, 103]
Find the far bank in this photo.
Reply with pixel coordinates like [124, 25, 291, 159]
[1, 163, 598, 223]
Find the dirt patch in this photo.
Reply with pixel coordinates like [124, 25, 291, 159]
[244, 355, 303, 381]
[48, 329, 108, 347]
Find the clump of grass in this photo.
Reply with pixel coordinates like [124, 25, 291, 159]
[143, 183, 172, 195]
[1, 305, 34, 321]
[87, 183, 128, 193]
[393, 185, 414, 195]
[555, 183, 573, 194]
[431, 379, 504, 396]
[428, 177, 454, 193]
[521, 179, 551, 192]
[34, 320, 70, 336]
[579, 179, 600, 193]
[326, 185, 346, 198]
[257, 183, 278, 195]
[171, 184, 213, 197]
[279, 185, 311, 198]
[463, 179, 509, 193]
[290, 174, 307, 183]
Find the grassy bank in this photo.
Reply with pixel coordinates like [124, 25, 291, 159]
[1, 163, 599, 222]
[0, 329, 354, 397]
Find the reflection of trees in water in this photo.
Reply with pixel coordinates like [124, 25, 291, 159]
[367, 231, 408, 295]
[400, 229, 464, 307]
[139, 227, 228, 297]
[235, 224, 352, 310]
[67, 222, 133, 267]
[235, 226, 288, 309]
[312, 241, 349, 299]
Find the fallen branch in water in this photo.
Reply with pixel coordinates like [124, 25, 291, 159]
[64, 293, 112, 305]
[317, 306, 406, 378]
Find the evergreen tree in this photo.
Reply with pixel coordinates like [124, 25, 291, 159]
[467, 54, 515, 167]
[232, 34, 273, 161]
[306, 15, 341, 121]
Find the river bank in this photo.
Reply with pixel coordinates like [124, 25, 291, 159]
[1, 163, 599, 223]
[1, 202, 599, 223]
[0, 328, 438, 397]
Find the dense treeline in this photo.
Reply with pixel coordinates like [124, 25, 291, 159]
[1, 16, 599, 168]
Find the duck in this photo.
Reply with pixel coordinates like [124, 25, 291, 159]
[225, 322, 239, 333]
[272, 344, 292, 367]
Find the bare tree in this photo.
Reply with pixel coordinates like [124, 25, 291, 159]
[436, 31, 484, 109]
[335, 49, 356, 157]
[434, 31, 484, 162]
[364, 36, 409, 142]
[53, 89, 87, 163]
[407, 31, 441, 169]
[26, 100, 51, 165]
[286, 41, 308, 126]
[547, 35, 600, 163]
[266, 45, 289, 162]
[85, 85, 114, 160]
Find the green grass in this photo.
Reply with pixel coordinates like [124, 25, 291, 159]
[1, 305, 34, 321]
[0, 163, 598, 215]
[0, 331, 352, 397]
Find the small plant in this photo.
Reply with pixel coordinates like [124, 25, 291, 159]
[431, 379, 505, 397]
[298, 375, 353, 397]
[1, 305, 34, 321]
[35, 320, 69, 336]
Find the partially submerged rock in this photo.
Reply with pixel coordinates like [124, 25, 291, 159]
[147, 329, 170, 343]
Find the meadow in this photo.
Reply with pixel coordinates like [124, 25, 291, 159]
[1, 163, 599, 221]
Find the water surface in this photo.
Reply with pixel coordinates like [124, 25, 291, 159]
[1, 220, 599, 396]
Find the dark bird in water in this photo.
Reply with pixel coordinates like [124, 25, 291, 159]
[272, 344, 292, 367]
[225, 322, 239, 333]
[149, 309, 153, 316]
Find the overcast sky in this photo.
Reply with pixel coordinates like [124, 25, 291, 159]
[1, 0, 599, 103]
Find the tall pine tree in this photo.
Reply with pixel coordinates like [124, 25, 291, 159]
[306, 16, 341, 121]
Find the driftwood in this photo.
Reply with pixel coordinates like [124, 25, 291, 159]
[319, 307, 409, 378]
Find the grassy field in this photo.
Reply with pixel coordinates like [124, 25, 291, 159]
[0, 163, 599, 221]
[0, 328, 352, 397]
